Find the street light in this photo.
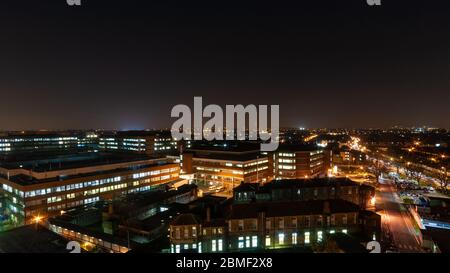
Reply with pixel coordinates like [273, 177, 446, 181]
[33, 215, 42, 224]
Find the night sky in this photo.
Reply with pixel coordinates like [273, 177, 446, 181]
[1, 0, 449, 130]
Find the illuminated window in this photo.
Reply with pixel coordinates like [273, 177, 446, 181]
[342, 229, 347, 234]
[252, 236, 258, 247]
[238, 237, 244, 249]
[218, 239, 223, 251]
[304, 232, 310, 244]
[292, 233, 298, 245]
[278, 233, 285, 245]
[212, 240, 217, 252]
[265, 235, 271, 247]
[175, 245, 180, 253]
[245, 236, 251, 248]
[317, 231, 323, 242]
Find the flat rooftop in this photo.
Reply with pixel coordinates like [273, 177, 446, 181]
[0, 225, 71, 253]
[0, 152, 155, 171]
[188, 140, 261, 153]
[1, 152, 173, 186]
[190, 151, 266, 162]
[277, 143, 324, 152]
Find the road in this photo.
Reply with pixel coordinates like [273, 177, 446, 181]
[377, 179, 424, 252]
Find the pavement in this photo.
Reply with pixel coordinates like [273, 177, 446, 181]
[376, 179, 424, 253]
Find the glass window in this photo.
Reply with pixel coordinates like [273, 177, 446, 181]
[238, 237, 244, 249]
[252, 236, 258, 247]
[305, 232, 310, 244]
[212, 240, 217, 252]
[292, 233, 298, 245]
[218, 239, 223, 251]
[317, 231, 323, 242]
[278, 233, 285, 245]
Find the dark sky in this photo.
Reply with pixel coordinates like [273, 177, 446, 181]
[1, 0, 449, 130]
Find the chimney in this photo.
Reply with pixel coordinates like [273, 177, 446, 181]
[206, 207, 211, 222]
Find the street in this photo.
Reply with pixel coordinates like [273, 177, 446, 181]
[377, 179, 424, 253]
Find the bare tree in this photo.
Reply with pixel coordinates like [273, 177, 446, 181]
[405, 164, 424, 185]
[436, 167, 449, 193]
[371, 156, 387, 183]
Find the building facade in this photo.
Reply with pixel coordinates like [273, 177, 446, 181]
[0, 154, 180, 226]
[0, 131, 98, 156]
[272, 145, 329, 179]
[182, 149, 271, 191]
[233, 178, 376, 210]
[169, 199, 380, 253]
[98, 131, 178, 156]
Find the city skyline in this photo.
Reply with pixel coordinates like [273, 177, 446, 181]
[1, 0, 450, 130]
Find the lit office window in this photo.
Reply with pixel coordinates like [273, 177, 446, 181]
[304, 232, 310, 244]
[317, 231, 323, 242]
[292, 233, 298, 245]
[212, 240, 217, 252]
[265, 235, 271, 247]
[218, 239, 223, 251]
[252, 236, 258, 247]
[238, 237, 244, 249]
[278, 233, 285, 245]
[330, 230, 335, 234]
[175, 245, 180, 253]
[342, 229, 348, 234]
[198, 242, 202, 253]
[246, 236, 251, 248]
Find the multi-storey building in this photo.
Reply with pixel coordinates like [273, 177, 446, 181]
[0, 152, 181, 226]
[181, 142, 271, 191]
[0, 131, 98, 156]
[272, 144, 329, 179]
[98, 130, 178, 156]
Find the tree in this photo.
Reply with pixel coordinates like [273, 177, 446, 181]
[371, 157, 387, 183]
[437, 167, 449, 193]
[405, 164, 424, 185]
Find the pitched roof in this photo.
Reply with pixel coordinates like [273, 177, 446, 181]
[228, 199, 360, 219]
[171, 213, 201, 226]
